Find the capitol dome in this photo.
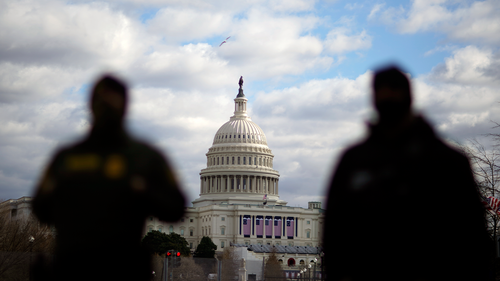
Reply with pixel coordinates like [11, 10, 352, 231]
[212, 119, 267, 146]
[192, 79, 285, 207]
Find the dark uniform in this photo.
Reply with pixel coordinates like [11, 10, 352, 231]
[323, 116, 492, 281]
[32, 76, 185, 281]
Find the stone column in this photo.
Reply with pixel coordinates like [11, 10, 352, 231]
[260, 176, 264, 193]
[276, 179, 279, 195]
[251, 176, 256, 193]
[271, 216, 274, 238]
[222, 175, 226, 192]
[259, 177, 263, 193]
[264, 177, 268, 194]
[267, 177, 270, 194]
[200, 177, 203, 194]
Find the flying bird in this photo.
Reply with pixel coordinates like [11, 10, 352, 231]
[219, 36, 231, 47]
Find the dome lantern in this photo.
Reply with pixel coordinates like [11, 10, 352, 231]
[232, 76, 249, 120]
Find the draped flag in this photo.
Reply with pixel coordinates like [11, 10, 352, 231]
[484, 196, 500, 215]
[286, 217, 294, 239]
[483, 197, 493, 211]
[256, 216, 263, 237]
[490, 196, 500, 210]
[243, 215, 251, 237]
[265, 216, 272, 238]
[274, 217, 282, 237]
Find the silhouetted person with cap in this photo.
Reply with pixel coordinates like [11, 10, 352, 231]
[323, 66, 492, 281]
[32, 75, 185, 281]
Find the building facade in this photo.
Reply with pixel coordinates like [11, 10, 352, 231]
[0, 196, 33, 221]
[146, 82, 324, 252]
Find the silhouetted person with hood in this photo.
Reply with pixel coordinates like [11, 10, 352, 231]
[32, 75, 185, 281]
[323, 66, 492, 281]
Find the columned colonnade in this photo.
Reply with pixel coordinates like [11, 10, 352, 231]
[200, 175, 279, 195]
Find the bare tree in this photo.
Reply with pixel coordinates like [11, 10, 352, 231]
[487, 121, 500, 147]
[460, 138, 500, 241]
[0, 211, 54, 281]
[220, 247, 238, 281]
[264, 249, 285, 281]
[174, 257, 205, 281]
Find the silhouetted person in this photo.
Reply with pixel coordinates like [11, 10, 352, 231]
[323, 66, 492, 281]
[32, 75, 185, 281]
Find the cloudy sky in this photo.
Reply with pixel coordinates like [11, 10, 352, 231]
[1, 0, 499, 208]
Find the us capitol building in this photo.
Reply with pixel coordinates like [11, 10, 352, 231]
[146, 78, 324, 253]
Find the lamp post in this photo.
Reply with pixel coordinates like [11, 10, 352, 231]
[319, 252, 324, 281]
[308, 264, 311, 281]
[311, 258, 317, 281]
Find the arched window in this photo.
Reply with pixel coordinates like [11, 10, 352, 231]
[238, 157, 240, 164]
[217, 157, 219, 165]
[300, 260, 305, 265]
[169, 226, 174, 233]
[232, 157, 235, 164]
[243, 157, 246, 165]
[287, 258, 296, 267]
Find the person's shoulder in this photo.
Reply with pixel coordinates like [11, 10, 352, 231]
[435, 139, 469, 165]
[419, 126, 470, 167]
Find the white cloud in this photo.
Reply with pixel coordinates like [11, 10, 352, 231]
[410, 46, 500, 141]
[423, 45, 459, 57]
[216, 9, 331, 78]
[0, 0, 146, 69]
[372, 0, 500, 45]
[345, 3, 363, 10]
[426, 45, 500, 86]
[367, 3, 385, 20]
[267, 0, 317, 12]
[146, 8, 232, 43]
[324, 27, 372, 54]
